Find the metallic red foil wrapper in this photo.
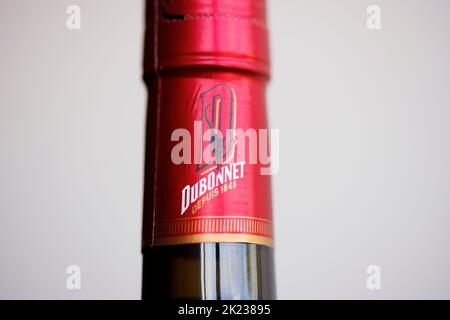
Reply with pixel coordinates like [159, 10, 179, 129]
[143, 0, 273, 247]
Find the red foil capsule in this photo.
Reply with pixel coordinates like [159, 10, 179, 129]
[142, 0, 273, 247]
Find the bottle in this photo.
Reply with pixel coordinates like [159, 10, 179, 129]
[142, 0, 275, 299]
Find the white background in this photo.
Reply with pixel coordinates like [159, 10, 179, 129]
[1, 0, 450, 299]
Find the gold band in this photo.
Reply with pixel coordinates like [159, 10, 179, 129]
[152, 233, 274, 248]
[154, 217, 273, 239]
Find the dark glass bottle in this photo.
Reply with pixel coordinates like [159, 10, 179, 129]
[142, 0, 275, 299]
